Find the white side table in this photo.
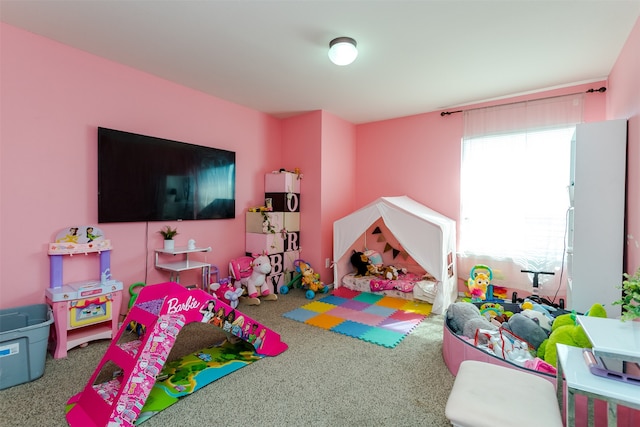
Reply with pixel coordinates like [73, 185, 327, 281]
[556, 344, 640, 427]
[154, 246, 211, 290]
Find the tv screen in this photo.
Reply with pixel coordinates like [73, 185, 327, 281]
[98, 127, 235, 223]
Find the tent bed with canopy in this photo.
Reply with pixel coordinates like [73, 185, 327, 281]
[333, 196, 458, 315]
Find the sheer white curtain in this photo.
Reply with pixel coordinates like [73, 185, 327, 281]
[459, 93, 584, 295]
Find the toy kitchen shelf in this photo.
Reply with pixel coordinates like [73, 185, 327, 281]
[154, 246, 212, 290]
[47, 226, 123, 359]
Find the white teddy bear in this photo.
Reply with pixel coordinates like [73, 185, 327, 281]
[237, 254, 277, 305]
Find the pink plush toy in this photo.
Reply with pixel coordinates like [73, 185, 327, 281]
[209, 278, 243, 308]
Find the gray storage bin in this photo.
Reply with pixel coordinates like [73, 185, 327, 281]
[0, 303, 54, 389]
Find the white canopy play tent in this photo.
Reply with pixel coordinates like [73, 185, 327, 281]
[333, 196, 458, 315]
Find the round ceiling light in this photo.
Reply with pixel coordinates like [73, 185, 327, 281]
[328, 37, 358, 66]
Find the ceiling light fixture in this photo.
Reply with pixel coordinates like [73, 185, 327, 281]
[328, 37, 358, 66]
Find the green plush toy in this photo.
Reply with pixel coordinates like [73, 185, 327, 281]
[537, 303, 607, 367]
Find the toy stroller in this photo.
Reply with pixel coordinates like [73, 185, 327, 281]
[280, 259, 329, 299]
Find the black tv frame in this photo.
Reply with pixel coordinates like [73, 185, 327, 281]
[97, 127, 236, 223]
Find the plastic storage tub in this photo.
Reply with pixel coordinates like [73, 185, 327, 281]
[0, 303, 54, 389]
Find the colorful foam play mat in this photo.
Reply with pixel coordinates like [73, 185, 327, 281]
[283, 288, 432, 348]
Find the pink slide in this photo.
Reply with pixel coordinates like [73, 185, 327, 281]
[66, 282, 287, 427]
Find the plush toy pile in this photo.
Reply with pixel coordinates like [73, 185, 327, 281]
[446, 302, 499, 342]
[349, 250, 407, 280]
[446, 300, 607, 373]
[536, 303, 607, 367]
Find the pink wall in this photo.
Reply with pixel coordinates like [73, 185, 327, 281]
[281, 111, 322, 280]
[0, 24, 282, 310]
[608, 16, 640, 275]
[280, 111, 357, 283]
[356, 111, 462, 221]
[319, 111, 357, 279]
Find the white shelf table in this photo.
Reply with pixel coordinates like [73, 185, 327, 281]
[556, 316, 640, 427]
[154, 246, 211, 290]
[577, 316, 640, 363]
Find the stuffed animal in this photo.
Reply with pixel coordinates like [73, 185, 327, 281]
[210, 278, 243, 309]
[492, 312, 512, 324]
[537, 303, 607, 367]
[479, 302, 504, 319]
[366, 263, 383, 276]
[350, 250, 370, 276]
[463, 317, 499, 342]
[299, 261, 326, 293]
[364, 249, 383, 267]
[382, 265, 405, 280]
[520, 308, 552, 332]
[501, 312, 549, 350]
[467, 265, 493, 301]
[383, 266, 397, 280]
[521, 299, 555, 328]
[446, 302, 498, 346]
[234, 254, 277, 305]
[447, 302, 480, 334]
[283, 259, 329, 299]
[479, 302, 515, 327]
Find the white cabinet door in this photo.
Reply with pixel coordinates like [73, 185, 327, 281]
[568, 119, 626, 315]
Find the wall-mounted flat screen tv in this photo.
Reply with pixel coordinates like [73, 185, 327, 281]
[98, 127, 235, 223]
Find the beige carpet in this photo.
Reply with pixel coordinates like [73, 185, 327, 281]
[0, 289, 455, 427]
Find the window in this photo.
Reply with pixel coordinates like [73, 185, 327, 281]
[460, 127, 573, 261]
[458, 94, 584, 293]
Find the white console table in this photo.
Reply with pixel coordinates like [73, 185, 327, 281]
[154, 246, 211, 290]
[577, 316, 640, 363]
[556, 316, 640, 426]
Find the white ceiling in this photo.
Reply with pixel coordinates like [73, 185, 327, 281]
[1, 1, 639, 124]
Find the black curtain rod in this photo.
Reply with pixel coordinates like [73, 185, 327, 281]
[440, 86, 607, 117]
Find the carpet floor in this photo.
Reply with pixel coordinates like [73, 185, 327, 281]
[0, 288, 455, 427]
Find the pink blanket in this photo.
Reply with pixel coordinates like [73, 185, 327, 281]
[369, 272, 424, 293]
